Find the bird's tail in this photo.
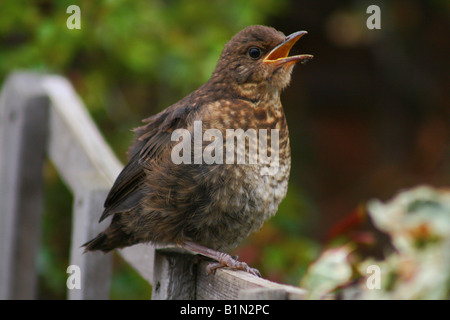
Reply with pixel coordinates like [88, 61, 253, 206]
[82, 232, 111, 253]
[82, 225, 135, 253]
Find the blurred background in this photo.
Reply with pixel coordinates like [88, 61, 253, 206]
[0, 0, 448, 299]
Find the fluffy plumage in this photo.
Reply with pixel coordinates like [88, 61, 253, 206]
[83, 25, 312, 275]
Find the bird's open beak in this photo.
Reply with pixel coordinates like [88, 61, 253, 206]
[263, 31, 313, 66]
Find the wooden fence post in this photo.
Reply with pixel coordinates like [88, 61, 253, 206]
[0, 73, 49, 299]
[67, 179, 112, 300]
[151, 249, 197, 299]
[42, 75, 119, 299]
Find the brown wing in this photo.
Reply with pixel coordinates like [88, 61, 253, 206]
[99, 101, 195, 222]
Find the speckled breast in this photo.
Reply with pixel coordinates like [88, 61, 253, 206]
[191, 127, 291, 251]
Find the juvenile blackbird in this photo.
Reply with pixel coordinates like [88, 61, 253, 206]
[83, 25, 313, 276]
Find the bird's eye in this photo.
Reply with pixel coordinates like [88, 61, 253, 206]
[248, 47, 262, 59]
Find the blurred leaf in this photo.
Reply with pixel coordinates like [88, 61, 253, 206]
[301, 245, 354, 299]
[301, 186, 450, 300]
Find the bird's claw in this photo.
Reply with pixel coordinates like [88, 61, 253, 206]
[205, 256, 261, 277]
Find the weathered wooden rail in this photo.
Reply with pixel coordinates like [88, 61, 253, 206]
[0, 72, 306, 300]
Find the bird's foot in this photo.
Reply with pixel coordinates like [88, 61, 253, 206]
[205, 255, 261, 277]
[181, 241, 261, 277]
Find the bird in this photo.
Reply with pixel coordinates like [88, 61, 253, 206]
[83, 25, 313, 277]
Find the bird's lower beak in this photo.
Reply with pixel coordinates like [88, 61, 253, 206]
[263, 31, 313, 66]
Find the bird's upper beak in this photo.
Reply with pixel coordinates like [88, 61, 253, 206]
[263, 31, 313, 66]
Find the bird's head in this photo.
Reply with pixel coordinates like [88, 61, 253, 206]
[213, 25, 313, 93]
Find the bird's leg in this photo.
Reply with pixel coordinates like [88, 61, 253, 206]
[180, 241, 261, 277]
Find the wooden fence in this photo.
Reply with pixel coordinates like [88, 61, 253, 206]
[0, 72, 306, 300]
